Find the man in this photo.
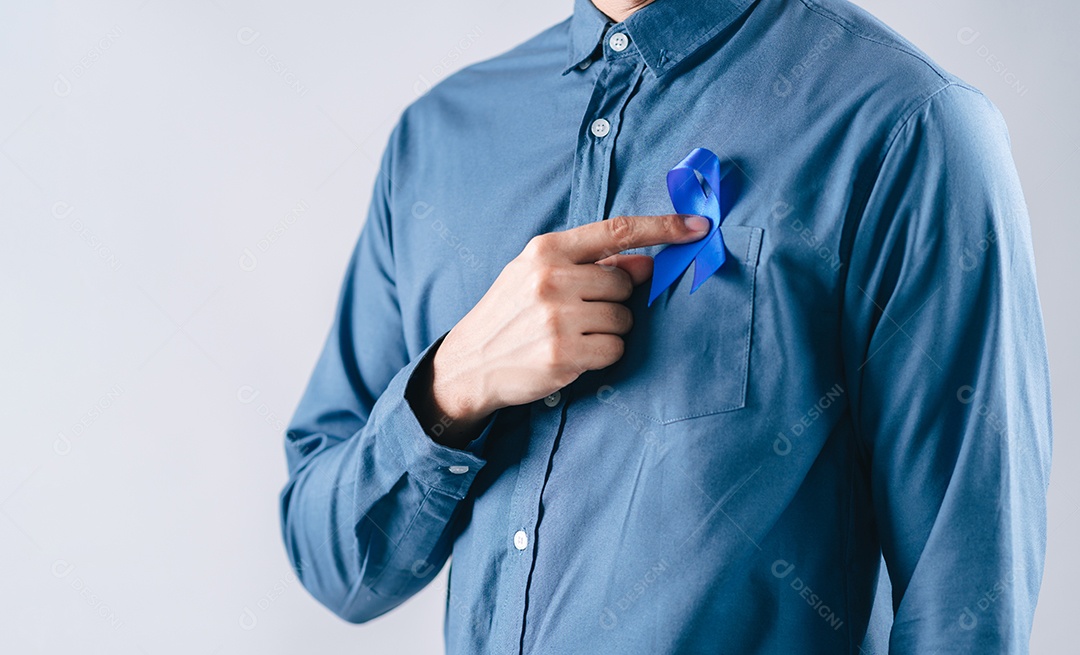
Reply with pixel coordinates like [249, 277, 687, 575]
[279, 0, 1052, 652]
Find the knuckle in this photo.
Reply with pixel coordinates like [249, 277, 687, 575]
[600, 335, 625, 363]
[539, 304, 562, 333]
[606, 216, 636, 252]
[528, 265, 561, 299]
[611, 269, 634, 300]
[595, 302, 632, 333]
[524, 233, 556, 258]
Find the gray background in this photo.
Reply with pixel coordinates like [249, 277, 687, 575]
[1, 0, 1075, 652]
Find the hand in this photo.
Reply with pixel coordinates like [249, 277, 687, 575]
[417, 214, 710, 447]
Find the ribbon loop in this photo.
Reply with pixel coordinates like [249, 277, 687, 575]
[647, 148, 727, 307]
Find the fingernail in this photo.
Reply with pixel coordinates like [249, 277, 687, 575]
[683, 215, 710, 233]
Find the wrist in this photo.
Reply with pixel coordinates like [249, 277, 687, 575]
[430, 344, 492, 425]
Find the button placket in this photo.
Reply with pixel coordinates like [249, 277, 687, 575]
[491, 386, 571, 654]
[495, 33, 643, 655]
[567, 57, 646, 230]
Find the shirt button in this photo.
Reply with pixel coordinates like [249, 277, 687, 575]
[543, 391, 561, 407]
[590, 119, 611, 138]
[448, 465, 469, 475]
[513, 530, 529, 550]
[609, 32, 629, 52]
[577, 58, 592, 71]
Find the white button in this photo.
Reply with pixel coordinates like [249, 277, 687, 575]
[513, 530, 529, 550]
[543, 391, 561, 407]
[590, 119, 611, 138]
[609, 32, 629, 52]
[448, 465, 469, 475]
[577, 58, 592, 71]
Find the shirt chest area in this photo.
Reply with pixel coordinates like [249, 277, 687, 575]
[389, 67, 859, 385]
[392, 143, 843, 329]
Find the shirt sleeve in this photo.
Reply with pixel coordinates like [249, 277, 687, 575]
[278, 123, 500, 624]
[840, 83, 1053, 653]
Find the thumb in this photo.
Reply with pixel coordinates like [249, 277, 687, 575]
[595, 254, 654, 287]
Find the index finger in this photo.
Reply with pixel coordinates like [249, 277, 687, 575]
[557, 214, 711, 264]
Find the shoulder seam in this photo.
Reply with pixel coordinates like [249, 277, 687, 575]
[840, 82, 957, 289]
[797, 0, 948, 85]
[879, 82, 971, 165]
[835, 82, 963, 374]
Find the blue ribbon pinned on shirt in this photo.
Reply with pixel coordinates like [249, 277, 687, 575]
[647, 148, 727, 307]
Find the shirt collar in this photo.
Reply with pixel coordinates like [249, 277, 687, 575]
[563, 0, 756, 76]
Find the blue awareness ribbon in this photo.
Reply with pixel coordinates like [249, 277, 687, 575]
[647, 148, 728, 307]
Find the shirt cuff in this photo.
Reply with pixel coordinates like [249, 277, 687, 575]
[374, 330, 499, 500]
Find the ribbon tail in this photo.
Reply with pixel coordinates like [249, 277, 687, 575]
[648, 225, 712, 306]
[689, 229, 727, 294]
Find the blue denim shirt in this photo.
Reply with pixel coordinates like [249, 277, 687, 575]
[279, 0, 1053, 652]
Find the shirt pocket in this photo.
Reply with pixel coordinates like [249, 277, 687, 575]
[595, 225, 764, 424]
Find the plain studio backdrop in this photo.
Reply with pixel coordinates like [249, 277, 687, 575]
[1, 0, 1075, 652]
